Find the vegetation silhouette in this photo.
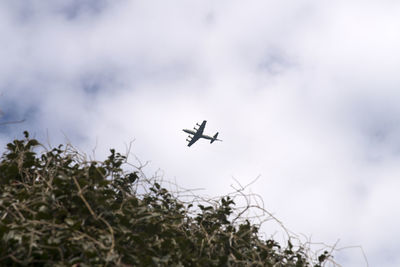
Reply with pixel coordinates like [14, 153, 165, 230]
[0, 132, 334, 266]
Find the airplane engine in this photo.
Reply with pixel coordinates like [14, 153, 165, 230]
[196, 123, 200, 126]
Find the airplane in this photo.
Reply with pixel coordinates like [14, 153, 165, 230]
[183, 120, 222, 147]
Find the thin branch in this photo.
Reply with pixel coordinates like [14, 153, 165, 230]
[72, 176, 96, 218]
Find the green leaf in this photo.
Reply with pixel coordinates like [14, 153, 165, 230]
[26, 139, 39, 148]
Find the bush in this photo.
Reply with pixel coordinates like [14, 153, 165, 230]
[0, 132, 330, 266]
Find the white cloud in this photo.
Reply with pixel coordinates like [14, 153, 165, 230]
[2, 1, 400, 266]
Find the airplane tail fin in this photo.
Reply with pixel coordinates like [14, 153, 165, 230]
[210, 132, 221, 144]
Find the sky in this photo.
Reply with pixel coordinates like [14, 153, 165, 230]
[1, 1, 400, 266]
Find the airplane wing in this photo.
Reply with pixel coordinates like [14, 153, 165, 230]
[187, 135, 200, 147]
[186, 121, 206, 147]
[197, 120, 206, 135]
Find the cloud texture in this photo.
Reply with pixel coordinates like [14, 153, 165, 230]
[2, 1, 400, 266]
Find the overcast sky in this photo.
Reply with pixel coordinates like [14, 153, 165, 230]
[2, 1, 400, 266]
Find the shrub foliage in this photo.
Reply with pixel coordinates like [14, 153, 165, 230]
[0, 132, 330, 266]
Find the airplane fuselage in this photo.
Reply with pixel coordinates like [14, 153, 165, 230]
[182, 129, 214, 140]
[183, 129, 196, 135]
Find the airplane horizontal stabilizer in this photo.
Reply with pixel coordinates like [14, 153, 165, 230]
[210, 132, 219, 144]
